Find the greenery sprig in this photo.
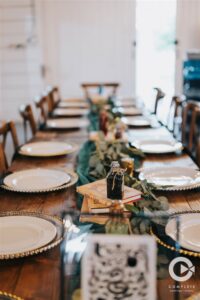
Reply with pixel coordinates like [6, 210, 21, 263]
[89, 139, 144, 179]
[88, 139, 169, 215]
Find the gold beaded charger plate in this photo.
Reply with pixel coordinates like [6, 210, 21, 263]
[1, 169, 78, 193]
[19, 141, 79, 157]
[122, 116, 151, 128]
[53, 108, 88, 117]
[166, 212, 200, 252]
[132, 139, 182, 154]
[118, 107, 142, 116]
[58, 101, 89, 108]
[46, 118, 89, 130]
[139, 167, 200, 191]
[151, 211, 200, 257]
[0, 211, 63, 260]
[0, 291, 23, 300]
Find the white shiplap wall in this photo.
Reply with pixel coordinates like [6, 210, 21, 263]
[0, 0, 43, 121]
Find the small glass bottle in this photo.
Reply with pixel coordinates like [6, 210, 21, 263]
[106, 161, 124, 200]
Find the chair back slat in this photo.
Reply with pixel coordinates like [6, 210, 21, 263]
[167, 95, 186, 137]
[0, 121, 19, 169]
[81, 82, 120, 98]
[153, 87, 165, 115]
[0, 143, 7, 175]
[182, 100, 200, 154]
[35, 95, 49, 126]
[19, 104, 37, 142]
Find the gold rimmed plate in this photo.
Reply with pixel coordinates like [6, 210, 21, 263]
[139, 167, 200, 191]
[119, 107, 142, 116]
[53, 108, 88, 117]
[0, 211, 63, 260]
[19, 141, 79, 157]
[46, 118, 89, 130]
[1, 169, 78, 193]
[0, 291, 23, 300]
[58, 101, 88, 108]
[151, 210, 200, 257]
[166, 212, 200, 252]
[132, 139, 183, 154]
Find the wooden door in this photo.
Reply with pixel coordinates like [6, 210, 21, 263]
[36, 0, 136, 97]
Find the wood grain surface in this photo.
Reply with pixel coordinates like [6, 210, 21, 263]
[0, 124, 199, 300]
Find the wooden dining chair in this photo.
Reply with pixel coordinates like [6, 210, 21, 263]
[0, 143, 7, 175]
[81, 82, 120, 98]
[167, 95, 186, 138]
[19, 104, 37, 142]
[49, 86, 61, 108]
[35, 94, 50, 127]
[182, 100, 200, 154]
[196, 137, 200, 167]
[0, 121, 19, 169]
[153, 87, 165, 115]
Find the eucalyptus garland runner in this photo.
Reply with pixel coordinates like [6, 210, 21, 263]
[76, 97, 169, 214]
[74, 97, 171, 284]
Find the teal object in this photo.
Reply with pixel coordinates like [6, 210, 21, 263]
[76, 141, 96, 208]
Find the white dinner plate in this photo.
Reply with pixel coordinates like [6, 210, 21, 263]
[3, 168, 71, 192]
[53, 108, 88, 117]
[119, 107, 142, 116]
[139, 167, 200, 190]
[19, 141, 78, 157]
[122, 116, 151, 127]
[166, 213, 200, 252]
[132, 139, 182, 154]
[0, 216, 57, 255]
[46, 118, 89, 129]
[58, 101, 88, 108]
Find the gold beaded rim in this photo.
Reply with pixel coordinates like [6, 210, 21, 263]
[1, 170, 78, 193]
[0, 211, 64, 260]
[0, 291, 23, 300]
[150, 210, 200, 257]
[18, 141, 79, 157]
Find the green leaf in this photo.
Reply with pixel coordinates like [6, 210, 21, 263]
[125, 204, 140, 213]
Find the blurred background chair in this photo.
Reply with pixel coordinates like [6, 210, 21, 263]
[167, 95, 186, 139]
[19, 104, 37, 142]
[153, 87, 165, 115]
[35, 94, 50, 127]
[81, 82, 120, 99]
[0, 121, 19, 168]
[181, 100, 200, 158]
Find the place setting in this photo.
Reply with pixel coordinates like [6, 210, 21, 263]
[45, 117, 89, 130]
[122, 115, 160, 128]
[0, 210, 64, 260]
[52, 108, 89, 117]
[139, 166, 200, 191]
[151, 210, 200, 258]
[131, 137, 183, 154]
[18, 141, 79, 157]
[115, 106, 143, 116]
[58, 101, 89, 108]
[0, 168, 78, 193]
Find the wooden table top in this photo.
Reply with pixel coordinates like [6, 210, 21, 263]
[0, 124, 199, 300]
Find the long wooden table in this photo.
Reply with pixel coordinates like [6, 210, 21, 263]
[0, 122, 200, 300]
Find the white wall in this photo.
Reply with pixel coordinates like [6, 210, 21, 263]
[0, 0, 43, 121]
[36, 0, 136, 98]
